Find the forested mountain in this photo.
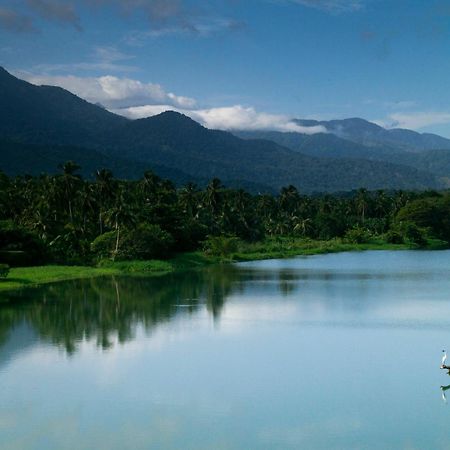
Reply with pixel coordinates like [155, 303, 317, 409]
[235, 130, 404, 161]
[292, 117, 450, 151]
[0, 139, 209, 186]
[103, 112, 441, 192]
[0, 67, 445, 192]
[0, 67, 126, 147]
[235, 130, 450, 181]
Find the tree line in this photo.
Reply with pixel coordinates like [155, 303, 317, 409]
[0, 161, 449, 266]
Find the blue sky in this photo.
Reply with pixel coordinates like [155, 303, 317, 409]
[1, 0, 450, 135]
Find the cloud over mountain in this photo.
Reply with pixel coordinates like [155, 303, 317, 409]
[16, 72, 196, 109]
[14, 70, 324, 133]
[377, 111, 450, 131]
[116, 104, 326, 133]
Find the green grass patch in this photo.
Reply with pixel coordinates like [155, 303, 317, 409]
[0, 252, 221, 292]
[0, 237, 447, 293]
[0, 265, 119, 292]
[231, 237, 413, 261]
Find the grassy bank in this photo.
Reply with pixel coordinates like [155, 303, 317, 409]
[0, 237, 447, 292]
[231, 237, 411, 261]
[0, 252, 218, 292]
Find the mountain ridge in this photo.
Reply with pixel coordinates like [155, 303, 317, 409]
[0, 67, 445, 192]
[292, 117, 450, 151]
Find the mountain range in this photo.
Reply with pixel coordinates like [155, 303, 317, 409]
[0, 66, 448, 193]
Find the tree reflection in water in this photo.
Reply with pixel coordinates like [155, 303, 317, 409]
[0, 265, 245, 354]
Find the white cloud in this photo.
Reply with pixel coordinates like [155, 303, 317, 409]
[193, 105, 326, 133]
[25, 46, 138, 73]
[285, 0, 364, 13]
[15, 72, 196, 109]
[115, 104, 326, 133]
[124, 17, 245, 44]
[376, 111, 450, 130]
[14, 71, 324, 133]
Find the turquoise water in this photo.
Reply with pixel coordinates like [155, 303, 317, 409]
[1, 250, 450, 449]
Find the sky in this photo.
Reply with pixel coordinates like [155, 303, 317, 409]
[1, 0, 450, 136]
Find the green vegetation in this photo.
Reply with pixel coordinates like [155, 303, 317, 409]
[231, 237, 412, 261]
[0, 253, 220, 292]
[0, 265, 118, 292]
[0, 264, 9, 278]
[1, 162, 450, 293]
[0, 237, 443, 292]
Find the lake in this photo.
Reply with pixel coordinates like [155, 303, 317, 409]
[1, 250, 450, 449]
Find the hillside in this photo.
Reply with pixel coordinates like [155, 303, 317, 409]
[0, 67, 445, 192]
[0, 139, 210, 186]
[292, 117, 450, 152]
[103, 112, 441, 192]
[0, 67, 126, 147]
[236, 129, 450, 182]
[234, 130, 405, 160]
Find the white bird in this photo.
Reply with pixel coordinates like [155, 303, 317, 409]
[442, 350, 447, 367]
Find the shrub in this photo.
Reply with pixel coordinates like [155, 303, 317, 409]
[398, 221, 428, 247]
[91, 224, 174, 261]
[203, 236, 240, 257]
[0, 222, 47, 266]
[171, 220, 208, 251]
[396, 196, 450, 242]
[344, 227, 371, 244]
[91, 231, 117, 260]
[121, 224, 174, 260]
[0, 264, 9, 278]
[385, 229, 404, 244]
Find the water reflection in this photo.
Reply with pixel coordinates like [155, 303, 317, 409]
[3, 252, 450, 358]
[2, 252, 450, 449]
[440, 384, 450, 404]
[0, 265, 244, 355]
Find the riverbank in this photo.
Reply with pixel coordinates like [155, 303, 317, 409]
[0, 252, 219, 293]
[0, 237, 446, 293]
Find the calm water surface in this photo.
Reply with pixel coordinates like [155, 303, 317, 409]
[1, 250, 450, 449]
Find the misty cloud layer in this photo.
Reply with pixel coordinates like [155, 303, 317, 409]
[16, 71, 325, 133]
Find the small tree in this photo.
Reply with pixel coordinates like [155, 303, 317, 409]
[344, 226, 371, 244]
[203, 236, 240, 257]
[0, 264, 9, 279]
[91, 224, 174, 261]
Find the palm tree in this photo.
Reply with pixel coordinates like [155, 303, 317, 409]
[104, 187, 137, 258]
[356, 188, 369, 224]
[279, 185, 300, 214]
[95, 169, 116, 235]
[179, 182, 199, 219]
[204, 178, 224, 233]
[205, 178, 223, 216]
[58, 161, 81, 223]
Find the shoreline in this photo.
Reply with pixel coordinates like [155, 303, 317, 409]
[0, 239, 446, 294]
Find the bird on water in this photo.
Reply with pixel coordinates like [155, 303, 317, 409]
[442, 350, 447, 368]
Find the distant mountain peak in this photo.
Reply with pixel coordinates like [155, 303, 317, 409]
[292, 116, 450, 152]
[134, 110, 205, 131]
[153, 110, 200, 123]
